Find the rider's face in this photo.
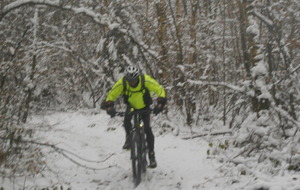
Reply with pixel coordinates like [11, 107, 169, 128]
[128, 78, 139, 87]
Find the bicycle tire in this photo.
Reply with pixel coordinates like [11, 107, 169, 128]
[131, 130, 141, 186]
[140, 127, 147, 173]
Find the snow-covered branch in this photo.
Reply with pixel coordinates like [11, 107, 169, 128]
[1, 0, 62, 21]
[0, 136, 116, 170]
[187, 79, 246, 94]
[249, 10, 273, 28]
[248, 8, 292, 66]
[1, 0, 161, 64]
[182, 130, 233, 140]
[273, 105, 300, 129]
[1, 0, 109, 26]
[273, 64, 300, 86]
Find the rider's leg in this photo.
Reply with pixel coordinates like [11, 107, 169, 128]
[123, 106, 133, 149]
[142, 113, 154, 152]
[142, 113, 157, 168]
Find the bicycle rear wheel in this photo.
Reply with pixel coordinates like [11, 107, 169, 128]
[131, 130, 141, 187]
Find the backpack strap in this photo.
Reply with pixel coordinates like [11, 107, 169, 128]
[122, 77, 128, 104]
[122, 76, 127, 94]
[141, 74, 145, 89]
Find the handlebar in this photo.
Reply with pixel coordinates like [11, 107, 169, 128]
[115, 108, 153, 117]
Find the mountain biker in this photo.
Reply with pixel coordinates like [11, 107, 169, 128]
[101, 65, 167, 168]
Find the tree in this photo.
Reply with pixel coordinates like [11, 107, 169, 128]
[1, 0, 299, 186]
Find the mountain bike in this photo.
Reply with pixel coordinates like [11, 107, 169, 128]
[117, 108, 151, 187]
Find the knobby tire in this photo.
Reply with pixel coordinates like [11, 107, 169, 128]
[118, 109, 151, 187]
[131, 130, 141, 187]
[140, 127, 147, 173]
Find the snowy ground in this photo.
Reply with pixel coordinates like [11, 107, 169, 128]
[2, 109, 222, 189]
[2, 109, 300, 189]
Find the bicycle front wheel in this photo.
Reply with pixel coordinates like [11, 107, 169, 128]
[140, 129, 147, 173]
[131, 131, 141, 187]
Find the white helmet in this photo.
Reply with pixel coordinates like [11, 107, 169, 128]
[124, 65, 140, 81]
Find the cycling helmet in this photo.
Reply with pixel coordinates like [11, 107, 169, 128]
[124, 65, 140, 82]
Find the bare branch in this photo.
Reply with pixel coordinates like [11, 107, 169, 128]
[0, 137, 116, 170]
[182, 130, 232, 140]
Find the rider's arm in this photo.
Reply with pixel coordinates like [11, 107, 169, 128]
[144, 74, 166, 98]
[106, 77, 125, 102]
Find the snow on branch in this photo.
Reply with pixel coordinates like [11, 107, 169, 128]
[182, 130, 232, 140]
[273, 64, 300, 86]
[249, 10, 273, 28]
[188, 79, 300, 129]
[187, 79, 246, 94]
[249, 8, 292, 66]
[0, 0, 160, 63]
[273, 106, 300, 129]
[1, 0, 108, 26]
[1, 0, 61, 21]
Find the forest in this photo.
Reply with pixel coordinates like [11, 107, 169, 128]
[1, 0, 300, 189]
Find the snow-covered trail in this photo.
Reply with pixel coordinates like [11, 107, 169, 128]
[6, 110, 222, 190]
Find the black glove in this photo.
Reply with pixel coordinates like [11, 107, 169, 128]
[101, 101, 114, 110]
[153, 97, 167, 115]
[153, 104, 163, 115]
[106, 106, 116, 118]
[100, 101, 116, 117]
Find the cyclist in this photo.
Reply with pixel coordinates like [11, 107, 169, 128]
[101, 65, 167, 168]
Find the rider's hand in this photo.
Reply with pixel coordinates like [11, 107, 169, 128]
[153, 104, 163, 115]
[153, 97, 167, 115]
[101, 101, 114, 110]
[107, 106, 116, 118]
[100, 101, 116, 117]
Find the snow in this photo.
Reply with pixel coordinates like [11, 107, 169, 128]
[133, 46, 138, 58]
[246, 16, 259, 36]
[252, 10, 274, 27]
[3, 0, 57, 12]
[2, 109, 300, 189]
[187, 80, 244, 93]
[1, 0, 300, 189]
[250, 59, 267, 79]
[1, 110, 219, 189]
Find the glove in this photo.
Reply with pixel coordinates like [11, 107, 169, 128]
[100, 101, 114, 110]
[153, 97, 167, 115]
[100, 101, 116, 117]
[157, 97, 167, 105]
[106, 106, 116, 118]
[153, 104, 163, 115]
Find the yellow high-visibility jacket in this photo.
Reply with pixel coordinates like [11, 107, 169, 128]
[106, 74, 166, 109]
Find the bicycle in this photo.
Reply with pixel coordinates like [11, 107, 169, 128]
[116, 108, 151, 187]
